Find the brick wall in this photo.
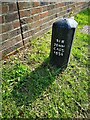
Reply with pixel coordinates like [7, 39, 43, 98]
[1, 2, 22, 59]
[0, 2, 89, 59]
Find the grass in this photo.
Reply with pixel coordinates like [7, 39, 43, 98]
[1, 8, 90, 119]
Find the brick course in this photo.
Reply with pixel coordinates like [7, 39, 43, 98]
[2, 4, 9, 14]
[0, 2, 90, 59]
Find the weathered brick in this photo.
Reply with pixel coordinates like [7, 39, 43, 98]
[33, 2, 40, 7]
[2, 35, 22, 50]
[56, 3, 61, 7]
[49, 8, 57, 15]
[69, 3, 76, 8]
[2, 47, 11, 57]
[2, 33, 9, 41]
[19, 2, 32, 10]
[9, 29, 21, 38]
[13, 20, 20, 29]
[0, 51, 2, 60]
[40, 22, 49, 30]
[2, 5, 8, 14]
[57, 7, 63, 13]
[60, 10, 67, 16]
[0, 16, 2, 24]
[42, 17, 49, 24]
[20, 10, 30, 18]
[13, 41, 23, 50]
[34, 27, 41, 33]
[28, 30, 32, 36]
[2, 36, 21, 51]
[15, 35, 22, 43]
[33, 14, 40, 21]
[27, 17, 33, 23]
[47, 4, 55, 10]
[40, 11, 49, 19]
[39, 19, 43, 26]
[28, 23, 32, 30]
[58, 3, 65, 7]
[64, 2, 70, 6]
[31, 21, 38, 28]
[8, 3, 17, 12]
[2, 41, 23, 56]
[0, 4, 2, 14]
[42, 6, 47, 12]
[34, 26, 50, 38]
[0, 34, 2, 43]
[5, 12, 18, 23]
[27, 2, 33, 8]
[49, 15, 54, 21]
[49, 20, 54, 26]
[2, 23, 13, 33]
[62, 6, 67, 11]
[31, 20, 43, 29]
[0, 26, 1, 35]
[30, 29, 35, 36]
[18, 2, 27, 10]
[31, 7, 42, 15]
[2, 39, 12, 50]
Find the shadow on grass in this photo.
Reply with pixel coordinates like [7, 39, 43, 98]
[12, 58, 63, 106]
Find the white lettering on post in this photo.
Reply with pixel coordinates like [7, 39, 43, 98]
[53, 38, 65, 56]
